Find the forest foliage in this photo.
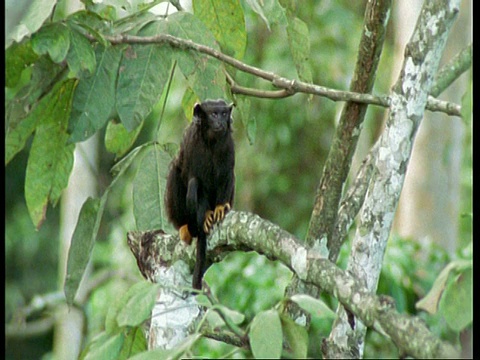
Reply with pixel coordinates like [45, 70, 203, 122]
[5, 0, 471, 359]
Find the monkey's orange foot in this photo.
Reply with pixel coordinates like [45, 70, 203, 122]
[214, 203, 231, 222]
[179, 224, 193, 245]
[203, 210, 215, 234]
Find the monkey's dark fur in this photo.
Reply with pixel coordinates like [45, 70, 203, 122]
[165, 99, 235, 290]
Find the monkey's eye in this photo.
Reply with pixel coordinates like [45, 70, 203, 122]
[222, 111, 228, 117]
[211, 112, 218, 118]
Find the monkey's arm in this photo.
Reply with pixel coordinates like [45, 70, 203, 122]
[204, 167, 235, 233]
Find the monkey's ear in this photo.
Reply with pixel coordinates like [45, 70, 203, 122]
[193, 103, 205, 124]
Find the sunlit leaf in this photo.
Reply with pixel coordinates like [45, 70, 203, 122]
[280, 314, 308, 358]
[439, 266, 472, 331]
[105, 120, 143, 159]
[193, 0, 247, 59]
[249, 309, 282, 359]
[116, 281, 161, 327]
[290, 294, 336, 319]
[31, 23, 70, 63]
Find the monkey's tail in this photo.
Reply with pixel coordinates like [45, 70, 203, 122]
[192, 231, 206, 290]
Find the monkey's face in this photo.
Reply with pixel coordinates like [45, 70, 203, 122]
[205, 109, 231, 138]
[194, 100, 233, 140]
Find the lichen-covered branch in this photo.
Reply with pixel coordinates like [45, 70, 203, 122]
[306, 0, 392, 260]
[326, 0, 462, 357]
[127, 210, 459, 358]
[430, 43, 472, 97]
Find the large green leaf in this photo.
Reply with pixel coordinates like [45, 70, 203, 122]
[31, 22, 70, 63]
[439, 266, 472, 331]
[116, 20, 173, 131]
[193, 0, 247, 59]
[286, 16, 312, 83]
[132, 143, 173, 231]
[116, 281, 161, 328]
[24, 79, 76, 229]
[249, 309, 283, 359]
[280, 314, 308, 358]
[84, 331, 125, 360]
[161, 12, 226, 100]
[290, 294, 336, 319]
[6, 72, 69, 164]
[118, 327, 147, 359]
[64, 197, 102, 306]
[5, 41, 38, 88]
[105, 120, 143, 159]
[244, 0, 287, 30]
[6, 0, 58, 48]
[69, 45, 123, 143]
[66, 25, 97, 78]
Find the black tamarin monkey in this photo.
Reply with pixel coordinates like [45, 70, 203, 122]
[165, 99, 235, 290]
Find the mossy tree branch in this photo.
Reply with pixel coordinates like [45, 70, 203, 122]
[127, 210, 459, 358]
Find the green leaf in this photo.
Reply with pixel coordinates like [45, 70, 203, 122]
[6, 0, 58, 48]
[290, 294, 336, 319]
[105, 120, 143, 159]
[280, 315, 308, 358]
[244, 0, 287, 30]
[207, 304, 246, 328]
[69, 45, 123, 143]
[64, 197, 102, 306]
[31, 23, 70, 63]
[193, 0, 247, 59]
[66, 10, 110, 46]
[24, 79, 76, 228]
[66, 26, 97, 78]
[133, 144, 173, 231]
[249, 309, 282, 359]
[116, 281, 161, 328]
[110, 143, 149, 178]
[6, 69, 67, 164]
[161, 12, 226, 100]
[116, 20, 173, 131]
[127, 349, 174, 360]
[128, 335, 201, 360]
[118, 327, 147, 359]
[416, 259, 472, 314]
[286, 16, 312, 83]
[234, 96, 256, 145]
[5, 41, 39, 88]
[439, 266, 472, 331]
[84, 331, 125, 360]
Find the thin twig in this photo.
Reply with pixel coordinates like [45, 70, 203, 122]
[83, 32, 462, 117]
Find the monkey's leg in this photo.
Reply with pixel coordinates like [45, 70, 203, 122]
[179, 225, 193, 244]
[166, 164, 192, 243]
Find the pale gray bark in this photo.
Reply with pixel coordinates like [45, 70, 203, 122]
[325, 0, 462, 357]
[393, 0, 471, 254]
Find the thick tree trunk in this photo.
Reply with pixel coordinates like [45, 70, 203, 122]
[393, 0, 471, 254]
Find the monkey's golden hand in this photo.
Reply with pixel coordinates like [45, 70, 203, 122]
[203, 203, 231, 234]
[214, 203, 231, 222]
